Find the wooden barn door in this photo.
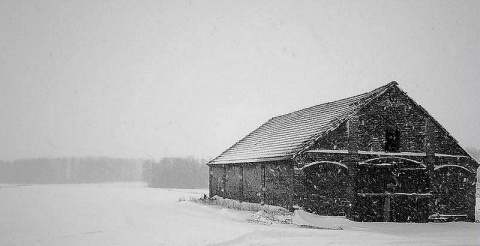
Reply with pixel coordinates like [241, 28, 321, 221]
[390, 168, 429, 222]
[242, 164, 263, 204]
[303, 162, 349, 216]
[433, 166, 473, 220]
[356, 157, 430, 222]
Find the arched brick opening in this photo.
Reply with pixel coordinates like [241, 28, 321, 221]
[433, 165, 475, 220]
[355, 157, 429, 222]
[302, 161, 349, 215]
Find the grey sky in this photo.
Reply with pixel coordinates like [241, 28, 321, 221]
[0, 0, 478, 161]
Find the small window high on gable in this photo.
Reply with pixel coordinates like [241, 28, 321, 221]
[385, 128, 400, 152]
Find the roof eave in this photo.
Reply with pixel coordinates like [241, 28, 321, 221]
[207, 155, 294, 165]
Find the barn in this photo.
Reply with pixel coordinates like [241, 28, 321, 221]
[207, 82, 478, 222]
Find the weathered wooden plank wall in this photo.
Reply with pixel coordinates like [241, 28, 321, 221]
[225, 165, 243, 200]
[242, 164, 262, 203]
[264, 162, 294, 209]
[209, 165, 225, 198]
[208, 160, 294, 210]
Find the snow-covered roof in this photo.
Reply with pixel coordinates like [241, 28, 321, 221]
[208, 82, 397, 165]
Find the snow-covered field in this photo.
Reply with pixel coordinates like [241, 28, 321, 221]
[0, 183, 478, 246]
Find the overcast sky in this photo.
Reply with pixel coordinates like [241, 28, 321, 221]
[0, 0, 478, 161]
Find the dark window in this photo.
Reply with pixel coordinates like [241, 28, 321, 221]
[385, 128, 400, 152]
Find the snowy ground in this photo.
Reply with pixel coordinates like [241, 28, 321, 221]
[0, 183, 478, 246]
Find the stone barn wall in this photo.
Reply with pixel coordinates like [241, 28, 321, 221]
[310, 86, 471, 157]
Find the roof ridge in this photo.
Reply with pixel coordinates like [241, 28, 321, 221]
[272, 81, 397, 120]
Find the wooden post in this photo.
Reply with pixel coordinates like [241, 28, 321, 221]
[222, 164, 227, 198]
[467, 171, 476, 222]
[289, 162, 294, 211]
[261, 164, 266, 205]
[383, 195, 391, 222]
[208, 165, 213, 198]
[239, 164, 244, 202]
[346, 116, 360, 220]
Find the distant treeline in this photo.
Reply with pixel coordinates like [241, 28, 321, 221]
[0, 156, 210, 188]
[143, 157, 209, 189]
[0, 157, 143, 184]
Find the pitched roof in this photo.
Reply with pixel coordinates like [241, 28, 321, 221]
[208, 82, 398, 165]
